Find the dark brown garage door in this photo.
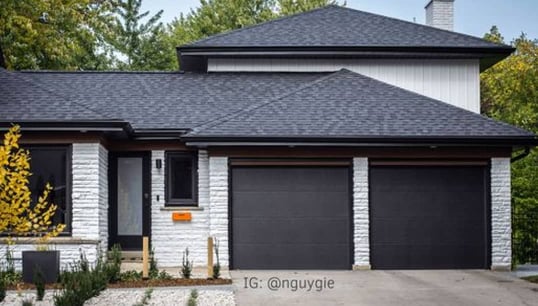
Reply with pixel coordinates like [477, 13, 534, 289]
[370, 165, 489, 269]
[231, 166, 351, 269]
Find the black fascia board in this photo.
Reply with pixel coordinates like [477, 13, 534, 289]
[0, 120, 133, 133]
[182, 135, 538, 147]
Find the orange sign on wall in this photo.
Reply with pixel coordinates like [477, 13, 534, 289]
[172, 212, 192, 221]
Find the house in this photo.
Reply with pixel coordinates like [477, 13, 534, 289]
[1, 1, 536, 271]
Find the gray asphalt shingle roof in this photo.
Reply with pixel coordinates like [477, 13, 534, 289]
[0, 69, 112, 121]
[1, 68, 533, 141]
[1, 69, 324, 130]
[188, 69, 533, 139]
[184, 5, 508, 49]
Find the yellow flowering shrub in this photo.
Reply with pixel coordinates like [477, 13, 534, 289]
[0, 125, 65, 242]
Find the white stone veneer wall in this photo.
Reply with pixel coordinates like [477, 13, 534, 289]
[353, 157, 370, 269]
[151, 150, 211, 267]
[491, 157, 512, 270]
[208, 157, 229, 266]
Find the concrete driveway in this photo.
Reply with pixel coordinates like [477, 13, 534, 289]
[231, 270, 538, 306]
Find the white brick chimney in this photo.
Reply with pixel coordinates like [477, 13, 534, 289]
[425, 0, 454, 31]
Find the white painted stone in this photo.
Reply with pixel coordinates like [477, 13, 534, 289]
[209, 157, 229, 267]
[426, 0, 454, 31]
[353, 157, 370, 269]
[151, 150, 211, 268]
[491, 157, 512, 270]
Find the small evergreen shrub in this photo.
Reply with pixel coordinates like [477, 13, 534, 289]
[133, 288, 153, 306]
[106, 244, 122, 283]
[181, 248, 193, 279]
[53, 251, 108, 306]
[187, 289, 198, 306]
[149, 248, 159, 279]
[34, 267, 45, 301]
[22, 298, 34, 306]
[119, 270, 142, 282]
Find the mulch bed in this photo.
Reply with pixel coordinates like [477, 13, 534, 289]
[7, 278, 232, 290]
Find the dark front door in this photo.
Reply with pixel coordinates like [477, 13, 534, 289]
[231, 166, 352, 269]
[109, 152, 151, 250]
[370, 165, 489, 269]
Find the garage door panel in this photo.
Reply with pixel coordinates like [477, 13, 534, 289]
[233, 243, 350, 270]
[231, 166, 351, 270]
[371, 245, 486, 269]
[370, 165, 488, 269]
[233, 168, 348, 192]
[233, 191, 349, 217]
[233, 218, 350, 244]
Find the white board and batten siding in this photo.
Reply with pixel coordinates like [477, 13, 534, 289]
[208, 58, 481, 113]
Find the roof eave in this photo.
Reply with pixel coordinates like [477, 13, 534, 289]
[183, 135, 538, 148]
[0, 120, 133, 134]
[177, 46, 514, 71]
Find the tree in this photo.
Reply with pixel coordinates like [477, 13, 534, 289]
[107, 0, 168, 70]
[0, 125, 65, 241]
[481, 27, 538, 264]
[0, 0, 117, 70]
[278, 0, 340, 16]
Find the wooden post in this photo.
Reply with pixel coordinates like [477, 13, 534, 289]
[207, 237, 214, 278]
[142, 236, 149, 279]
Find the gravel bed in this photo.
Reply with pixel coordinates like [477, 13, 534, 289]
[1, 286, 235, 306]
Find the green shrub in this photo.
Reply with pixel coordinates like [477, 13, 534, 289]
[187, 289, 198, 306]
[53, 252, 108, 306]
[181, 248, 193, 279]
[157, 270, 172, 280]
[149, 248, 159, 279]
[1, 247, 21, 286]
[34, 267, 45, 301]
[106, 244, 122, 283]
[0, 276, 6, 303]
[119, 270, 142, 282]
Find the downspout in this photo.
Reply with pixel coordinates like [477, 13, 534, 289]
[511, 147, 531, 163]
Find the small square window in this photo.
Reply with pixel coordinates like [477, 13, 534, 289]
[165, 152, 197, 206]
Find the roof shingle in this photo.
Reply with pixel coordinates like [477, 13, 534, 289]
[184, 5, 509, 49]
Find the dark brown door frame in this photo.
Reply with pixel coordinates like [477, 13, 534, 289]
[108, 151, 151, 250]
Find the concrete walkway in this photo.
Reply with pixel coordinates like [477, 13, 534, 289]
[232, 270, 538, 306]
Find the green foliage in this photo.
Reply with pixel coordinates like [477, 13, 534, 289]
[34, 267, 45, 301]
[481, 27, 538, 264]
[181, 248, 193, 279]
[187, 289, 198, 306]
[0, 0, 117, 70]
[106, 244, 122, 283]
[149, 248, 159, 279]
[53, 252, 108, 306]
[106, 0, 171, 70]
[278, 0, 340, 16]
[133, 288, 153, 306]
[119, 270, 142, 282]
[0, 276, 5, 303]
[0, 247, 21, 286]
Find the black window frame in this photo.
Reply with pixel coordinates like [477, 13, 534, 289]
[26, 145, 72, 235]
[165, 151, 198, 206]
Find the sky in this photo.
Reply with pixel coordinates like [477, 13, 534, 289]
[141, 0, 538, 42]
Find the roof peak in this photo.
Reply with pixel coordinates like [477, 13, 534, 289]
[179, 4, 510, 51]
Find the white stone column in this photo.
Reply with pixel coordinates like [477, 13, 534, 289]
[71, 143, 108, 261]
[209, 156, 229, 267]
[491, 157, 512, 270]
[353, 157, 370, 269]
